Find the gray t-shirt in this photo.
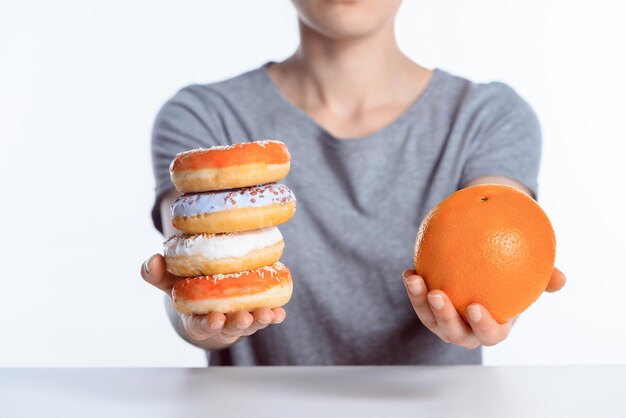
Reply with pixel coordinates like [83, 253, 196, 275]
[151, 63, 541, 365]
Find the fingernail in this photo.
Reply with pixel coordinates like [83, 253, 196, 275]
[428, 294, 445, 310]
[235, 323, 249, 330]
[257, 319, 270, 325]
[468, 305, 482, 322]
[143, 255, 154, 275]
[406, 279, 422, 296]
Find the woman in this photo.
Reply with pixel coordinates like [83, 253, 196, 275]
[142, 0, 565, 365]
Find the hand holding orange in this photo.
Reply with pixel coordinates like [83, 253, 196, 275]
[414, 184, 557, 324]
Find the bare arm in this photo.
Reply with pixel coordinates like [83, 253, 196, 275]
[140, 189, 286, 352]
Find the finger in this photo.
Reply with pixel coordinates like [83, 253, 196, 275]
[427, 290, 478, 348]
[181, 314, 215, 341]
[271, 307, 286, 324]
[251, 307, 274, 327]
[241, 307, 287, 337]
[221, 311, 254, 338]
[140, 254, 178, 294]
[545, 267, 566, 293]
[238, 308, 275, 337]
[402, 269, 417, 278]
[402, 273, 438, 331]
[205, 312, 226, 332]
[466, 304, 513, 346]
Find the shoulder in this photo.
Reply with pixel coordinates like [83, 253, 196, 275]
[152, 64, 272, 153]
[434, 69, 539, 131]
[161, 65, 268, 113]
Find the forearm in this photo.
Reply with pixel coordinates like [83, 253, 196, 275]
[164, 295, 237, 351]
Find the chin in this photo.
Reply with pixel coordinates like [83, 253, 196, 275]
[292, 0, 403, 40]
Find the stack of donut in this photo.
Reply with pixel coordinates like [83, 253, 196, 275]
[164, 140, 296, 314]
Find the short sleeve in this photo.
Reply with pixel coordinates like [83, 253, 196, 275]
[460, 83, 542, 198]
[150, 86, 225, 233]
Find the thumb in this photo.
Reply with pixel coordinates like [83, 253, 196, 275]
[545, 267, 566, 293]
[141, 254, 178, 294]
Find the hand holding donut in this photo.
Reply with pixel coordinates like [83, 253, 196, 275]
[142, 140, 296, 350]
[141, 254, 286, 349]
[166, 140, 296, 315]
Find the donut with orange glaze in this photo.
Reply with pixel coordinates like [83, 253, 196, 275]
[170, 140, 291, 193]
[172, 262, 293, 314]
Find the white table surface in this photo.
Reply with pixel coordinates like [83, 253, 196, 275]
[1, 365, 625, 418]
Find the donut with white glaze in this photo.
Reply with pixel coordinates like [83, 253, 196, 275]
[171, 183, 296, 234]
[169, 140, 291, 193]
[164, 227, 284, 277]
[172, 261, 293, 314]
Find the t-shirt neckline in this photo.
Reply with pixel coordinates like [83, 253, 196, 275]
[257, 61, 442, 149]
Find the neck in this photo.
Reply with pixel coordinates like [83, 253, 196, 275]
[279, 21, 416, 113]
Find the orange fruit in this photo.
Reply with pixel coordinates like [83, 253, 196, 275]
[413, 184, 556, 323]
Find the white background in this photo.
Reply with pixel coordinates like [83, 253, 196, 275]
[1, 0, 625, 367]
